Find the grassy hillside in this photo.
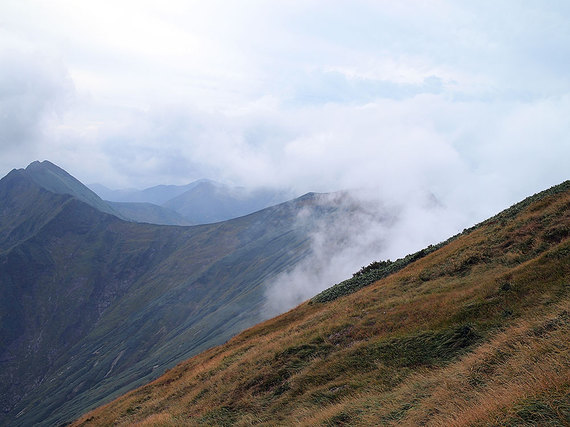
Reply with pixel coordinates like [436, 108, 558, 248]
[75, 181, 570, 426]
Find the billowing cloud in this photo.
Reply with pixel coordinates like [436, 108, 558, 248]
[1, 1, 568, 190]
[0, 1, 568, 309]
[262, 186, 469, 317]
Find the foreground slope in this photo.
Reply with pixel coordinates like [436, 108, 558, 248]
[0, 164, 347, 426]
[76, 181, 570, 426]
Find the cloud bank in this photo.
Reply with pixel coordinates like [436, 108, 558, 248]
[0, 1, 569, 312]
[262, 185, 471, 317]
[1, 1, 567, 193]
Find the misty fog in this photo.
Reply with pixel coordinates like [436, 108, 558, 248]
[262, 186, 471, 316]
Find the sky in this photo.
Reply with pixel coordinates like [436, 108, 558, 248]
[1, 0, 569, 219]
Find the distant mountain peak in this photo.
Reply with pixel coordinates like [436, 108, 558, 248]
[88, 179, 220, 205]
[21, 160, 123, 218]
[26, 159, 60, 170]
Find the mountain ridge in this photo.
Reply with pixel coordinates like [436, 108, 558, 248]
[24, 160, 124, 218]
[0, 162, 350, 426]
[88, 180, 212, 205]
[90, 178, 294, 225]
[162, 181, 277, 221]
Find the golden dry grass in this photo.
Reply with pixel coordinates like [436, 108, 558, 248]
[74, 187, 570, 426]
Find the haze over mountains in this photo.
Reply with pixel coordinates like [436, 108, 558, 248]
[88, 181, 208, 205]
[0, 161, 367, 426]
[89, 179, 293, 226]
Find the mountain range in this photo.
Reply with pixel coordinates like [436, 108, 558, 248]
[89, 179, 293, 226]
[75, 180, 570, 426]
[0, 161, 357, 426]
[88, 181, 209, 205]
[2, 160, 568, 425]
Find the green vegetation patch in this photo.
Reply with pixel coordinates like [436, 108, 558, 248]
[274, 339, 333, 363]
[198, 406, 239, 427]
[245, 339, 335, 396]
[325, 410, 354, 426]
[356, 324, 481, 369]
[531, 310, 569, 337]
[309, 384, 353, 405]
[380, 402, 414, 423]
[311, 245, 445, 303]
[507, 396, 570, 426]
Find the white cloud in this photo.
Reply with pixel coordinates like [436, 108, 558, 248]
[0, 44, 73, 170]
[262, 185, 470, 317]
[0, 0, 567, 203]
[0, 0, 568, 316]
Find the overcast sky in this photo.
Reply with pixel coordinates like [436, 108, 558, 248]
[1, 1, 569, 222]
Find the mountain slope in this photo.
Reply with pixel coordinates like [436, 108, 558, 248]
[0, 168, 73, 249]
[24, 161, 123, 217]
[75, 181, 570, 426]
[0, 164, 347, 426]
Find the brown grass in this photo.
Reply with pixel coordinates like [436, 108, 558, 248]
[74, 188, 570, 426]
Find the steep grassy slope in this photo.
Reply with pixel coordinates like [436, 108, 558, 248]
[76, 181, 570, 426]
[0, 166, 344, 426]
